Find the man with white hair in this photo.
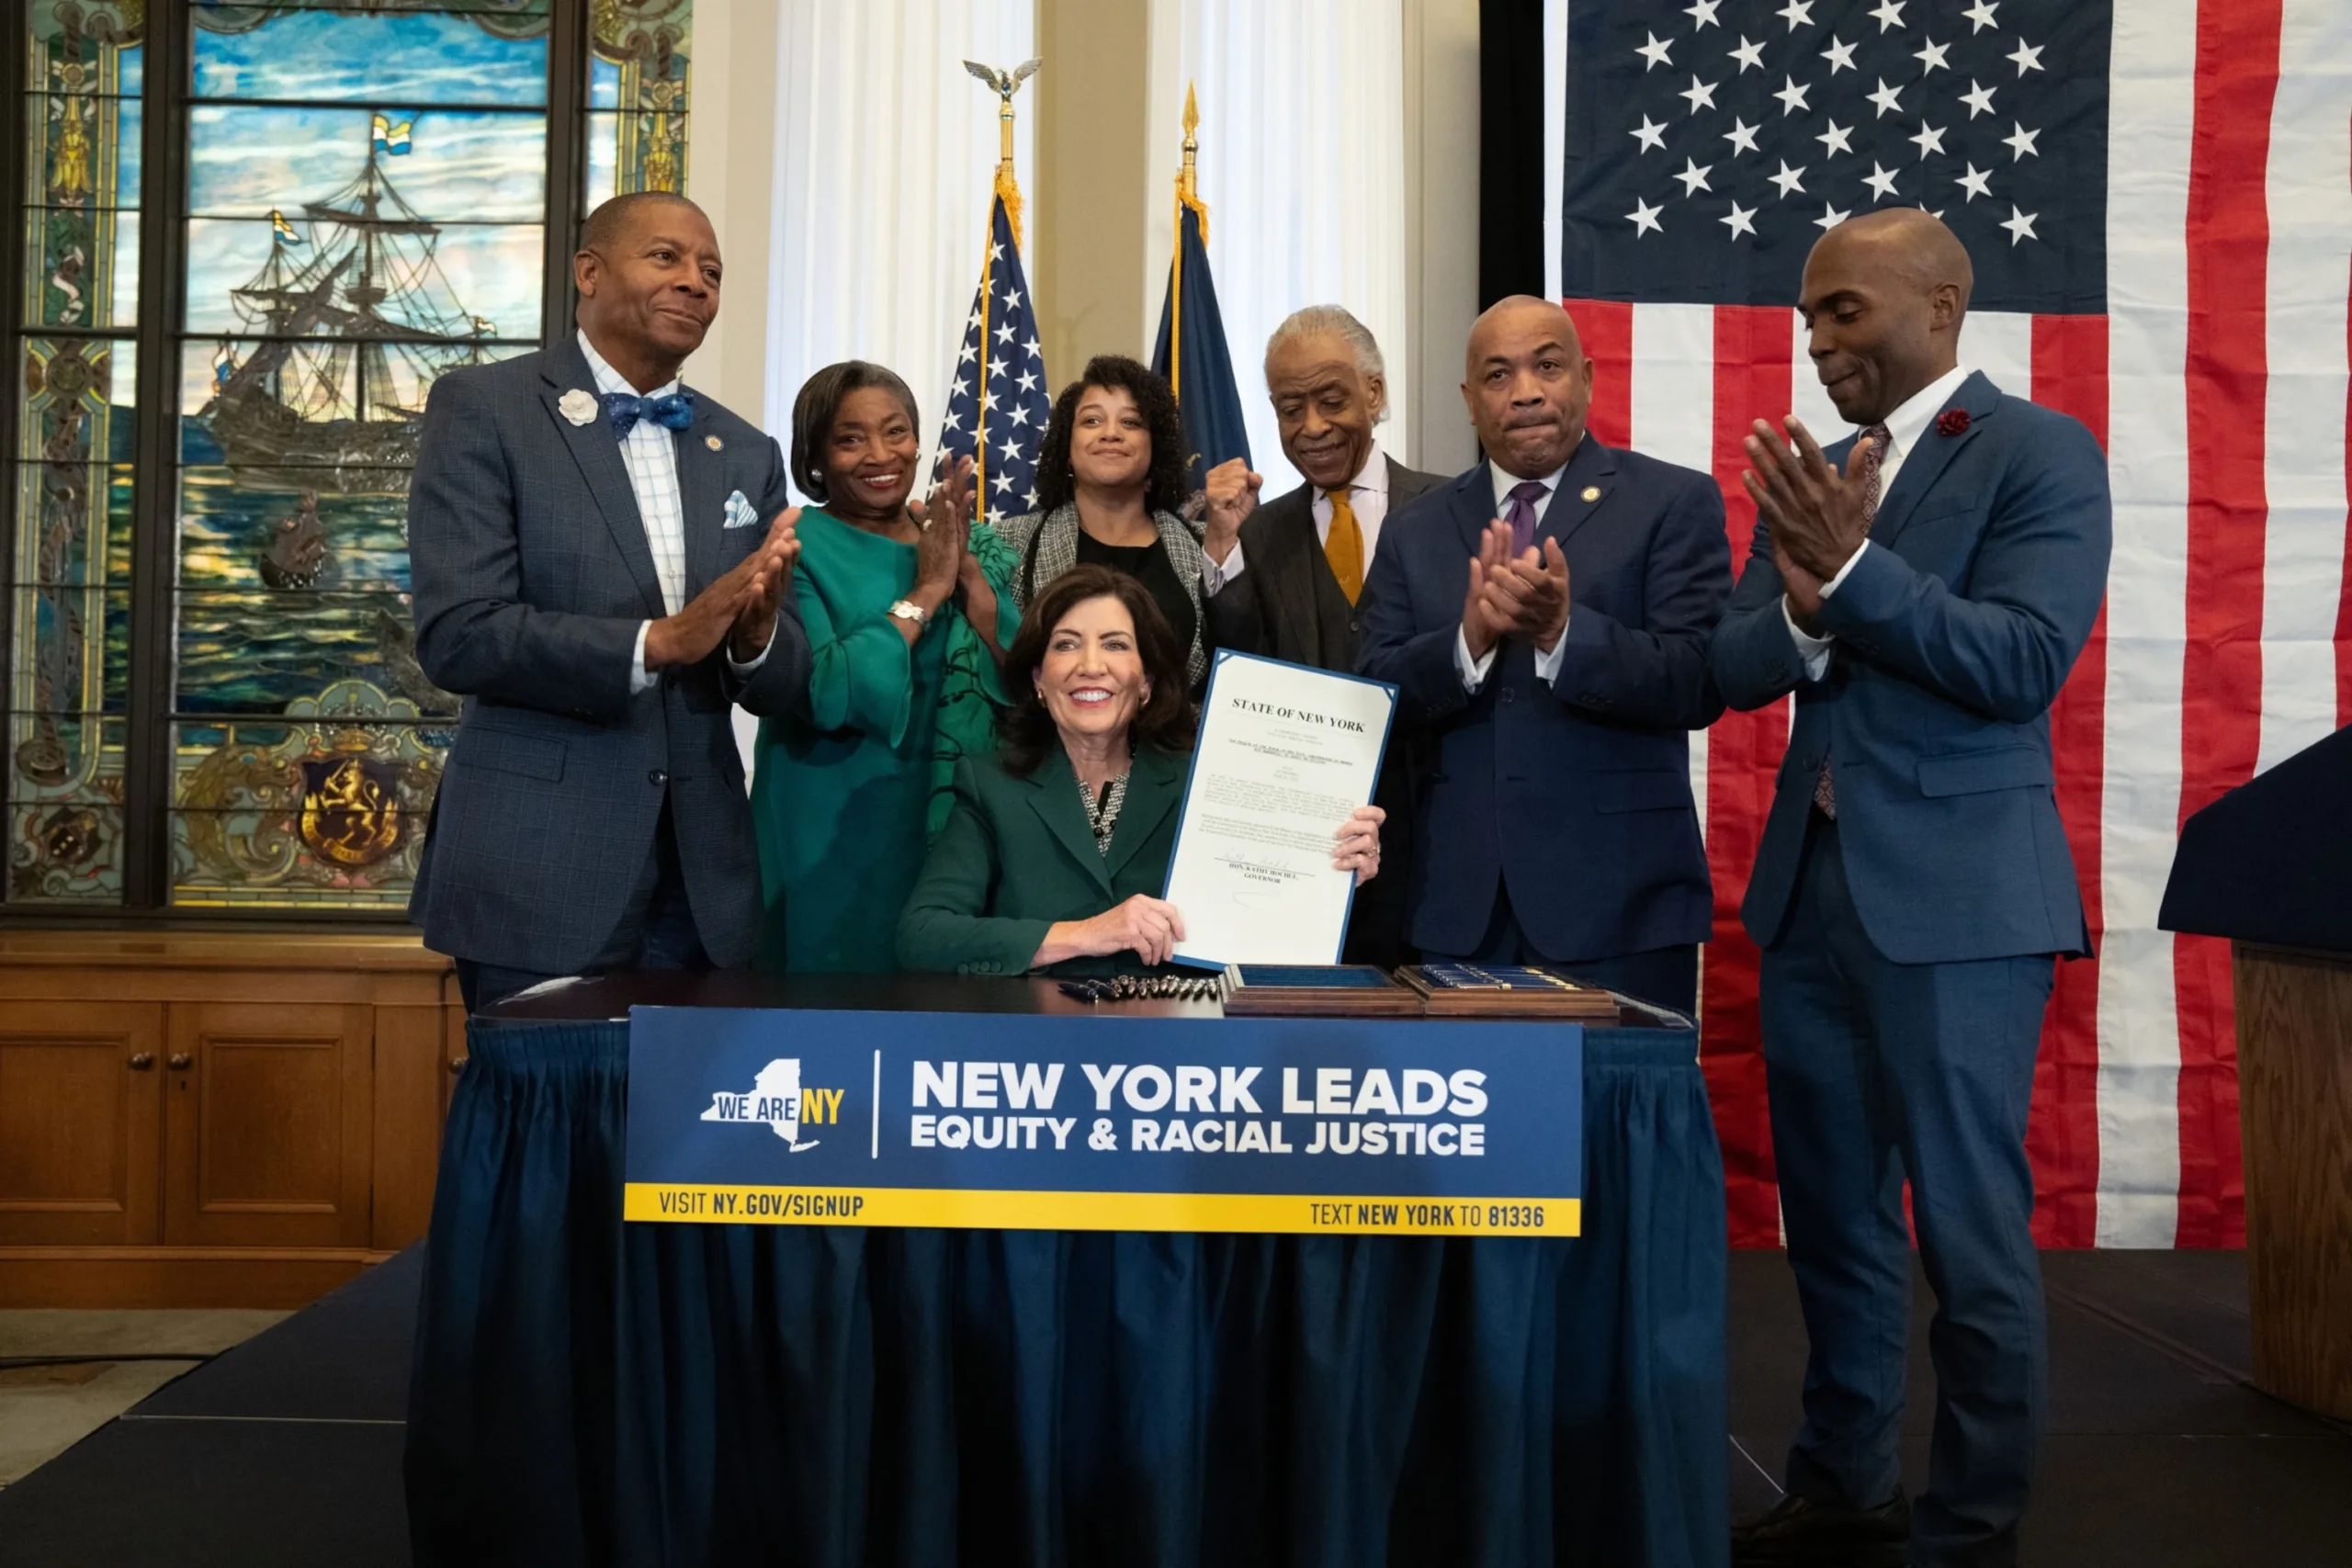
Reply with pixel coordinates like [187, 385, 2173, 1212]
[1199, 305, 1443, 964]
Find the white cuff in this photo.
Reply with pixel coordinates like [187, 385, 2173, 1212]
[726, 615, 776, 675]
[1533, 616, 1570, 683]
[630, 621, 658, 693]
[1782, 599, 1836, 682]
[1202, 538, 1245, 596]
[1819, 539, 1870, 597]
[1454, 628, 1499, 691]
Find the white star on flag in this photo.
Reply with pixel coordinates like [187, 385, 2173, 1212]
[1722, 201, 1759, 239]
[1628, 197, 1667, 235]
[1867, 0, 1905, 30]
[1814, 201, 1852, 230]
[1914, 37, 1951, 73]
[1633, 115, 1669, 152]
[2008, 39, 2045, 76]
[1962, 0, 1998, 31]
[1909, 121, 1948, 158]
[2004, 121, 2041, 160]
[1637, 31, 1675, 71]
[1866, 77, 1905, 117]
[1724, 118, 1762, 155]
[1955, 163, 1993, 201]
[1729, 36, 1767, 73]
[1999, 205, 2038, 244]
[1862, 161, 1902, 199]
[1961, 79, 1997, 118]
[1774, 76, 1812, 116]
[1680, 75, 1720, 113]
[1675, 157, 1715, 197]
[1817, 118, 1855, 155]
[1776, 0, 1814, 31]
[1770, 159, 1808, 197]
[1684, 0, 1722, 28]
[1821, 35, 1858, 73]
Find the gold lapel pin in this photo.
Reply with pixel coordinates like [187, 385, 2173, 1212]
[1581, 485, 1601, 502]
[706, 434, 723, 451]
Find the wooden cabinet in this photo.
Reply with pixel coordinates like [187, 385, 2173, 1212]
[0, 932, 464, 1306]
[0, 1002, 164, 1247]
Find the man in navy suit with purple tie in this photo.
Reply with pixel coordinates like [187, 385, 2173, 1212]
[1355, 297, 1731, 1012]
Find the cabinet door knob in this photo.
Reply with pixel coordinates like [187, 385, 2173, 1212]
[168, 1054, 193, 1071]
[129, 1052, 154, 1070]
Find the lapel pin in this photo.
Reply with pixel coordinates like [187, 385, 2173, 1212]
[1581, 485, 1601, 502]
[706, 434, 723, 451]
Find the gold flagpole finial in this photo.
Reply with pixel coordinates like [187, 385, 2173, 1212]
[964, 57, 1042, 247]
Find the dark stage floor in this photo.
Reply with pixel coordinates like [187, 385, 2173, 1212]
[2, 1246, 2346, 1565]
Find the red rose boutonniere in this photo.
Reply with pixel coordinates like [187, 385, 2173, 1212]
[1936, 409, 1972, 437]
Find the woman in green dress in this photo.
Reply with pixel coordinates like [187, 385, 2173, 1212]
[749, 360, 1020, 972]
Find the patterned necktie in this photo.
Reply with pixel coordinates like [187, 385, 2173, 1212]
[1811, 422, 1892, 820]
[1324, 487, 1365, 604]
[1502, 479, 1550, 556]
[601, 389, 695, 437]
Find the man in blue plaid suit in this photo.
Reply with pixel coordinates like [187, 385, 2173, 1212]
[408, 192, 809, 1010]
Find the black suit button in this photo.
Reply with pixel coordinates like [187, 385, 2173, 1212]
[648, 770, 668, 785]
[1500, 687, 1516, 704]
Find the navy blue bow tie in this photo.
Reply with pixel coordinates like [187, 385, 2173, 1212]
[601, 389, 695, 436]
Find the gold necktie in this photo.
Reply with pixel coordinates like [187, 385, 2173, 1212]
[1324, 488, 1364, 604]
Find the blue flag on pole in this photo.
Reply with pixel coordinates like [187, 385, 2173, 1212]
[1150, 187, 1250, 495]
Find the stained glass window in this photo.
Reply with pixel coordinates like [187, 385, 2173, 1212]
[12, 3, 143, 903]
[588, 0, 691, 206]
[6, 0, 692, 916]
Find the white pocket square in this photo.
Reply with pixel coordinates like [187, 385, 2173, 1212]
[722, 490, 759, 530]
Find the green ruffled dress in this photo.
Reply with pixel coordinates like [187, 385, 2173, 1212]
[749, 509, 1021, 973]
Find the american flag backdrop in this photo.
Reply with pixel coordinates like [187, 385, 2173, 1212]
[1540, 0, 2352, 1247]
[934, 193, 1054, 524]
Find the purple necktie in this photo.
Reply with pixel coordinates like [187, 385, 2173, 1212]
[1503, 479, 1550, 555]
[1810, 422, 1892, 820]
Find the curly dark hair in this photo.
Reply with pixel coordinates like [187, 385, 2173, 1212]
[788, 360, 919, 503]
[1033, 355, 1191, 517]
[999, 565, 1197, 777]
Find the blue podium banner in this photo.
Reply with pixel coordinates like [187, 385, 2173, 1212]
[622, 1008, 1583, 1235]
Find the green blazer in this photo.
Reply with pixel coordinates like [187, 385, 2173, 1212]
[895, 739, 1192, 977]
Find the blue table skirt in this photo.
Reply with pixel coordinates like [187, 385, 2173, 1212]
[405, 1020, 1727, 1568]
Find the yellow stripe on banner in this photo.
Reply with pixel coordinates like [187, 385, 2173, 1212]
[624, 1185, 1580, 1236]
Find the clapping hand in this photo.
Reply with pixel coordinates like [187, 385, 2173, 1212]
[1483, 537, 1572, 654]
[726, 508, 799, 663]
[1459, 521, 1519, 660]
[909, 454, 977, 605]
[1742, 416, 1874, 584]
[1331, 805, 1385, 886]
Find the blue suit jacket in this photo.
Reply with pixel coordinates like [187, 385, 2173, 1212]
[1709, 371, 2109, 963]
[406, 336, 812, 973]
[1355, 437, 1730, 961]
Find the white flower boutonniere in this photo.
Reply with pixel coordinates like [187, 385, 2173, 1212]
[559, 389, 599, 427]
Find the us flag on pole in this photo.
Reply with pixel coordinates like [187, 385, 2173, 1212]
[935, 193, 1053, 525]
[1544, 0, 2352, 1249]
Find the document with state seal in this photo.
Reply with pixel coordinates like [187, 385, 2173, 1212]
[1163, 650, 1396, 966]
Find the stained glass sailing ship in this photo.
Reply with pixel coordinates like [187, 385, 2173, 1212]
[202, 119, 498, 497]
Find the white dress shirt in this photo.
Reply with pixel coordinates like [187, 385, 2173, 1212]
[577, 331, 767, 691]
[1201, 440, 1393, 594]
[1783, 362, 1972, 680]
[1454, 455, 1575, 690]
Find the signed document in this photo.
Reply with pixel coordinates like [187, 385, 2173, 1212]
[1163, 650, 1396, 966]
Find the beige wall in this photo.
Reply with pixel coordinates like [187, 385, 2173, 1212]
[686, 0, 1480, 455]
[681, 0, 780, 423]
[1034, 0, 1154, 384]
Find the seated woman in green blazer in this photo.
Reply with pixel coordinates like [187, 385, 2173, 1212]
[898, 564, 1385, 976]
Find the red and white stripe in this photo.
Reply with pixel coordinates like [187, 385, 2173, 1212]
[1554, 0, 2352, 1248]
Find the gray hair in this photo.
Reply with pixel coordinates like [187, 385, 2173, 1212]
[1263, 305, 1389, 424]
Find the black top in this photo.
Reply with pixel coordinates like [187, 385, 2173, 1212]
[1076, 531, 1198, 659]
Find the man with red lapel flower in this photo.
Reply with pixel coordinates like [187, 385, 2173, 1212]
[1713, 209, 2111, 1568]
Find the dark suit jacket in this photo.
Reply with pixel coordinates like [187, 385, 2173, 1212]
[896, 741, 1189, 977]
[1356, 437, 1730, 961]
[407, 335, 812, 973]
[1204, 455, 1443, 965]
[1710, 371, 2109, 962]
